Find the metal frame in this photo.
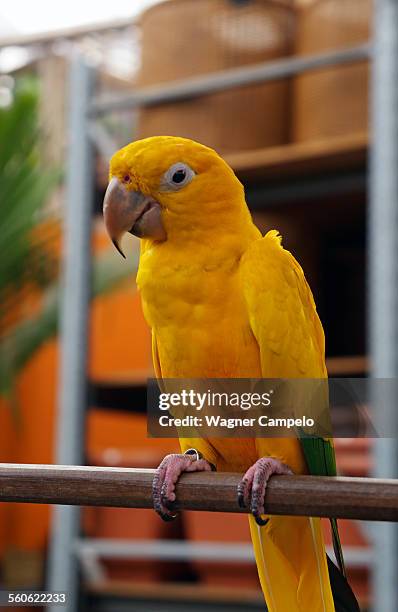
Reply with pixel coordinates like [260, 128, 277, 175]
[90, 43, 371, 114]
[47, 57, 94, 612]
[0, 17, 134, 49]
[43, 2, 396, 608]
[368, 1, 398, 610]
[75, 539, 373, 584]
[76, 538, 372, 566]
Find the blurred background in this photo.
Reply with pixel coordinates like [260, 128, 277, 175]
[0, 0, 395, 610]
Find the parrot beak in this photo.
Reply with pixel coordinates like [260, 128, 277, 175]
[103, 177, 167, 257]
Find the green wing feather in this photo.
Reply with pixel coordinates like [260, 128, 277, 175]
[301, 438, 360, 611]
[300, 436, 346, 578]
[300, 436, 336, 477]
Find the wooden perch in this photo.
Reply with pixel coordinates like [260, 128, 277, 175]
[0, 463, 397, 522]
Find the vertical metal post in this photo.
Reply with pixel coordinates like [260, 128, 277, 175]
[368, 1, 398, 611]
[47, 56, 94, 612]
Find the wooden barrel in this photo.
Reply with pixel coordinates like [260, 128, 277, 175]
[136, 0, 295, 153]
[292, 0, 371, 143]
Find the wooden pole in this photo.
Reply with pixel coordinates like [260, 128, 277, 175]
[0, 463, 397, 522]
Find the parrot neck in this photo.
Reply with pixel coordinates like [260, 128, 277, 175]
[161, 196, 258, 248]
[141, 207, 260, 262]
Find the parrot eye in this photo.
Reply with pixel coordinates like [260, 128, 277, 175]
[172, 169, 186, 183]
[161, 162, 195, 191]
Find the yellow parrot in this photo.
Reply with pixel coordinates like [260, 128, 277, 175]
[103, 136, 359, 612]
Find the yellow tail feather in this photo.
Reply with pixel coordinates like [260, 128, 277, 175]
[249, 515, 335, 612]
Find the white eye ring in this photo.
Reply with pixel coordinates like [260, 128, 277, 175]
[160, 162, 195, 191]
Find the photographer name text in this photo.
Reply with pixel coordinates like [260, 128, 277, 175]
[158, 414, 315, 429]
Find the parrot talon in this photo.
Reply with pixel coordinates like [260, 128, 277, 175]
[253, 513, 269, 527]
[237, 457, 293, 526]
[153, 490, 177, 521]
[160, 489, 177, 511]
[159, 510, 178, 522]
[152, 452, 212, 522]
[237, 481, 249, 508]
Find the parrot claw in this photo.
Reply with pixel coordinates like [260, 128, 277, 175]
[160, 490, 177, 512]
[237, 457, 293, 527]
[237, 490, 247, 509]
[152, 452, 212, 521]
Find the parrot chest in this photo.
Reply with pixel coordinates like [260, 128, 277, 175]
[137, 257, 262, 378]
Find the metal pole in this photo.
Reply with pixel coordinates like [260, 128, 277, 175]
[47, 56, 94, 612]
[75, 538, 372, 567]
[90, 44, 371, 115]
[368, 1, 398, 611]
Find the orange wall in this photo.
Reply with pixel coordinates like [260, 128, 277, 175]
[0, 271, 167, 558]
[0, 340, 57, 553]
[89, 283, 152, 381]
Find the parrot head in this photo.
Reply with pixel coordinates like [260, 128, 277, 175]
[103, 136, 247, 257]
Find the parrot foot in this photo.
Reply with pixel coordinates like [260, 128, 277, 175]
[237, 457, 293, 526]
[152, 450, 212, 521]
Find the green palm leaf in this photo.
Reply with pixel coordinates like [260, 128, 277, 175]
[0, 79, 134, 406]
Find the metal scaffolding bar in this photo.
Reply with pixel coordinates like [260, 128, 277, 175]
[75, 538, 373, 566]
[90, 44, 371, 115]
[368, 0, 398, 610]
[0, 17, 134, 48]
[46, 57, 94, 612]
[0, 464, 397, 522]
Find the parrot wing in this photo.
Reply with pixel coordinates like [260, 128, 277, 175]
[240, 229, 327, 380]
[240, 229, 346, 576]
[240, 230, 335, 470]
